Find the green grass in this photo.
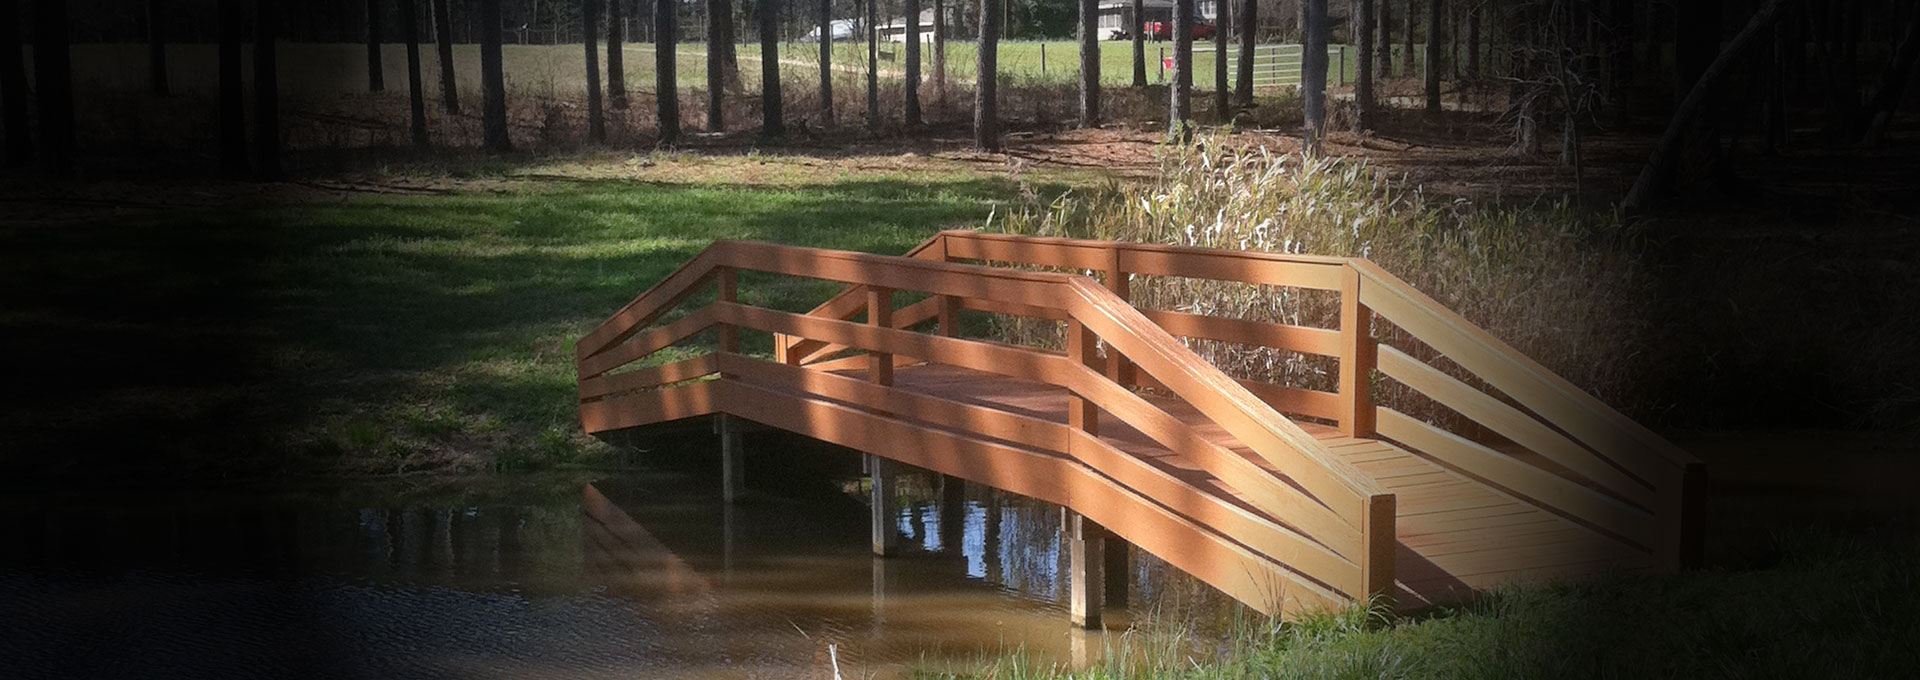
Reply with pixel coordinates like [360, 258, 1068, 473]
[920, 525, 1920, 678]
[0, 157, 1063, 485]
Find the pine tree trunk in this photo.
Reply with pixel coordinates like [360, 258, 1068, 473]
[758, 0, 784, 136]
[907, 0, 922, 125]
[1465, 0, 1478, 79]
[32, 0, 74, 177]
[1213, 0, 1227, 118]
[1235, 0, 1256, 105]
[1170, 0, 1193, 137]
[976, 0, 1000, 149]
[818, 0, 833, 125]
[1355, 0, 1373, 130]
[1862, 8, 1920, 146]
[866, 0, 879, 128]
[1376, 0, 1390, 78]
[1423, 0, 1440, 112]
[1080, 0, 1099, 125]
[2, 0, 33, 166]
[609, 0, 627, 109]
[367, 0, 386, 91]
[1130, 0, 1146, 86]
[657, 0, 680, 141]
[399, 0, 429, 146]
[147, 0, 170, 96]
[1303, 0, 1326, 153]
[432, 0, 460, 112]
[480, 0, 514, 150]
[1401, 0, 1413, 74]
[934, 0, 947, 106]
[708, 0, 731, 131]
[253, 0, 282, 178]
[218, 0, 247, 174]
[584, 0, 605, 142]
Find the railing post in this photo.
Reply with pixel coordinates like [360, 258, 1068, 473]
[1104, 247, 1136, 387]
[1067, 319, 1100, 436]
[1656, 462, 1708, 569]
[938, 295, 961, 338]
[867, 286, 894, 386]
[717, 267, 740, 364]
[1359, 492, 1396, 610]
[1339, 265, 1377, 438]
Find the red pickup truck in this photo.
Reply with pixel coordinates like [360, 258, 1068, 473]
[1144, 18, 1217, 41]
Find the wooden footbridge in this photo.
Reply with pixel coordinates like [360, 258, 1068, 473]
[575, 231, 1704, 622]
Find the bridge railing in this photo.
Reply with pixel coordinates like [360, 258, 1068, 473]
[786, 231, 1702, 570]
[576, 239, 1394, 611]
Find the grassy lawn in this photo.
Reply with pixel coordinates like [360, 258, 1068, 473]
[0, 155, 1079, 485]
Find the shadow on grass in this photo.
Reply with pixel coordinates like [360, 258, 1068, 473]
[0, 177, 1026, 488]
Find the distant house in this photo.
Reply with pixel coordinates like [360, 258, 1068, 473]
[876, 7, 962, 43]
[1097, 0, 1221, 39]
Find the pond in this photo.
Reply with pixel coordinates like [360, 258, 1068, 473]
[0, 436, 1236, 679]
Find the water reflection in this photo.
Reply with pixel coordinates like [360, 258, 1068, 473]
[0, 464, 1231, 678]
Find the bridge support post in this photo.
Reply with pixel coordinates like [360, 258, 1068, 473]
[1103, 535, 1129, 607]
[939, 475, 966, 552]
[1062, 509, 1106, 629]
[718, 414, 745, 505]
[870, 455, 901, 557]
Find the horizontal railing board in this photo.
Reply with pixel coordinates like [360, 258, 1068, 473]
[578, 305, 723, 379]
[578, 354, 721, 401]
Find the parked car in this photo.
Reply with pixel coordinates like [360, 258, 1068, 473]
[801, 18, 860, 42]
[1144, 18, 1216, 41]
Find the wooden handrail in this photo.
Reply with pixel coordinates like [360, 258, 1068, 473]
[576, 240, 1385, 574]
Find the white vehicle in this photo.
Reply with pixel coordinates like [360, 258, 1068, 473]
[801, 19, 861, 42]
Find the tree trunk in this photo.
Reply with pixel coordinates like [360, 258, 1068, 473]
[1131, 0, 1146, 86]
[1303, 0, 1326, 153]
[1376, 0, 1390, 78]
[368, 0, 386, 91]
[432, 0, 460, 112]
[934, 0, 946, 106]
[583, 0, 605, 142]
[657, 0, 680, 141]
[1423, 0, 1440, 112]
[907, 0, 922, 125]
[1355, 0, 1373, 130]
[218, 0, 247, 174]
[253, 0, 282, 179]
[1464, 0, 1478, 79]
[818, 0, 832, 125]
[1401, 0, 1413, 74]
[2, 0, 33, 166]
[1624, 0, 1786, 212]
[976, 0, 1000, 149]
[1673, 0, 1720, 103]
[866, 0, 879, 128]
[1080, 0, 1099, 126]
[708, 0, 730, 130]
[32, 0, 73, 177]
[1235, 0, 1256, 105]
[147, 0, 170, 96]
[399, 0, 429, 147]
[758, 0, 783, 136]
[1606, 0, 1630, 91]
[1862, 7, 1920, 146]
[1213, 0, 1227, 118]
[609, 0, 627, 109]
[481, 0, 514, 150]
[1171, 0, 1193, 137]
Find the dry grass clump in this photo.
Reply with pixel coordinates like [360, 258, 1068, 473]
[990, 132, 1661, 423]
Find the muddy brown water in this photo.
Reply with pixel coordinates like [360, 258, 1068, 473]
[0, 460, 1235, 679]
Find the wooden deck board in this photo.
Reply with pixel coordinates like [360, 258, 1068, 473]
[861, 364, 1648, 608]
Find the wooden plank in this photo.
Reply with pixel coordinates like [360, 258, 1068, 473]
[578, 354, 720, 401]
[1136, 308, 1344, 357]
[717, 302, 1069, 384]
[960, 295, 1072, 321]
[714, 240, 1068, 309]
[940, 232, 1349, 290]
[1119, 248, 1347, 291]
[1354, 260, 1694, 475]
[1359, 493, 1396, 604]
[943, 232, 1117, 270]
[577, 305, 722, 379]
[1064, 277, 1385, 525]
[1376, 345, 1656, 507]
[721, 379, 1349, 615]
[793, 293, 945, 366]
[578, 379, 724, 433]
[1377, 408, 1658, 549]
[785, 233, 952, 362]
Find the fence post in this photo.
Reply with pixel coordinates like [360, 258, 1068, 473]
[1359, 492, 1396, 611]
[1158, 46, 1165, 82]
[1338, 266, 1376, 438]
[1067, 319, 1100, 436]
[1656, 462, 1708, 569]
[1041, 42, 1047, 76]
